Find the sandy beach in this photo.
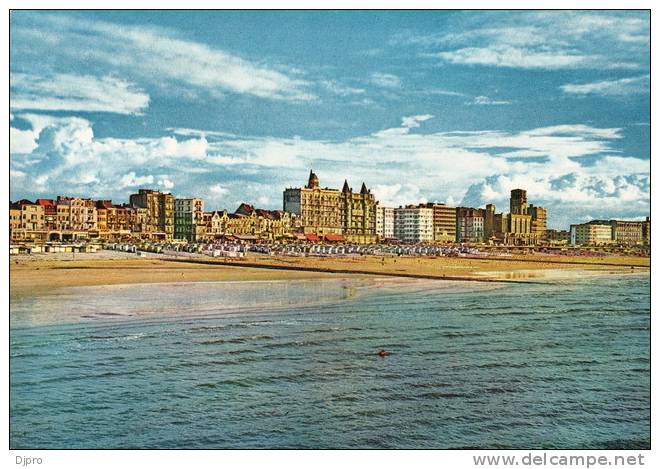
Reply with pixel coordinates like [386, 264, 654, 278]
[9, 250, 649, 298]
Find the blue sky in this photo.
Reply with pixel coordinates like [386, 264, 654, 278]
[9, 10, 650, 229]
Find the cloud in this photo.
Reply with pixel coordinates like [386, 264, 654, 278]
[10, 127, 39, 153]
[320, 80, 366, 96]
[158, 177, 175, 190]
[399, 11, 649, 70]
[560, 74, 649, 96]
[437, 46, 592, 69]
[11, 13, 316, 102]
[10, 73, 150, 114]
[466, 95, 511, 105]
[401, 114, 433, 129]
[372, 183, 427, 207]
[120, 172, 154, 188]
[370, 72, 402, 88]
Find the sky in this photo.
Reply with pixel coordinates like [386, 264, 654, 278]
[9, 10, 650, 229]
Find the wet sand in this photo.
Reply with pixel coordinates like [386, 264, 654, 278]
[9, 251, 649, 298]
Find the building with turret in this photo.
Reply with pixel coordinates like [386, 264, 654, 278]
[283, 170, 377, 243]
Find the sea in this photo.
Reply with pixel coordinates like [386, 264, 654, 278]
[10, 273, 650, 449]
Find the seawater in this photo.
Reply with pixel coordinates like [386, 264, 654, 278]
[10, 274, 650, 449]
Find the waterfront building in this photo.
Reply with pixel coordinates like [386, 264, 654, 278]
[174, 198, 205, 242]
[341, 180, 378, 244]
[36, 199, 58, 230]
[55, 196, 98, 233]
[528, 204, 547, 240]
[95, 200, 112, 234]
[394, 205, 434, 243]
[202, 211, 225, 238]
[376, 205, 395, 240]
[546, 229, 570, 245]
[570, 223, 614, 246]
[418, 202, 456, 243]
[508, 213, 533, 244]
[129, 189, 175, 240]
[283, 171, 342, 237]
[610, 220, 644, 245]
[9, 200, 46, 241]
[484, 204, 510, 243]
[283, 170, 377, 243]
[9, 204, 21, 240]
[235, 203, 294, 241]
[456, 207, 485, 243]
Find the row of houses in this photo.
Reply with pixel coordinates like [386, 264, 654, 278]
[9, 192, 296, 243]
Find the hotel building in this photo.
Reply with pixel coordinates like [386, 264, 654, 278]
[394, 205, 434, 243]
[456, 207, 485, 243]
[129, 189, 175, 240]
[174, 198, 205, 242]
[376, 205, 395, 240]
[418, 202, 456, 243]
[283, 170, 377, 243]
[570, 223, 614, 246]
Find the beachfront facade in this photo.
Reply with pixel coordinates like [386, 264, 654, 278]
[546, 229, 570, 245]
[394, 206, 434, 243]
[283, 171, 343, 238]
[129, 189, 175, 240]
[417, 202, 457, 243]
[200, 204, 294, 242]
[55, 197, 98, 232]
[9, 200, 45, 241]
[283, 171, 377, 243]
[376, 205, 395, 240]
[341, 180, 378, 244]
[456, 207, 485, 243]
[174, 198, 205, 242]
[528, 204, 548, 240]
[570, 223, 614, 246]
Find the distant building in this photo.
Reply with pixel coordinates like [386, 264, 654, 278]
[283, 170, 377, 243]
[528, 204, 547, 240]
[341, 180, 378, 244]
[129, 189, 175, 240]
[10, 200, 46, 241]
[570, 223, 613, 246]
[456, 207, 484, 243]
[394, 205, 434, 243]
[56, 196, 98, 233]
[36, 199, 57, 230]
[376, 205, 395, 240]
[174, 198, 204, 242]
[418, 203, 456, 243]
[283, 171, 342, 237]
[546, 229, 570, 245]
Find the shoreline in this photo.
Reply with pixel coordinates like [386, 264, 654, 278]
[9, 251, 649, 298]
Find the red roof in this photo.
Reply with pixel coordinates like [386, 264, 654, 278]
[324, 234, 345, 242]
[305, 233, 320, 242]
